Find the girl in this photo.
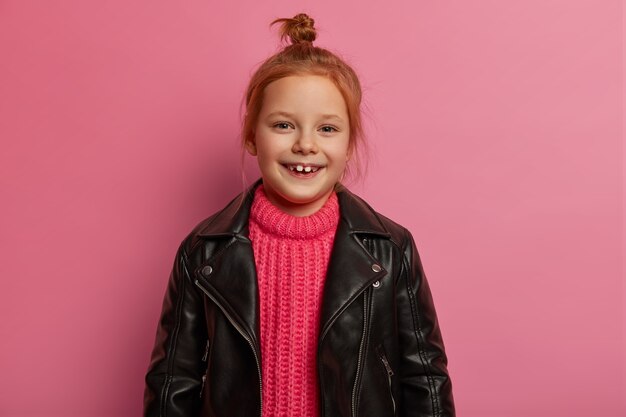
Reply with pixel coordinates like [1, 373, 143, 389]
[143, 13, 455, 417]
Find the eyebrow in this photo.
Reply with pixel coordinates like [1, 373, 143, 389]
[265, 111, 344, 122]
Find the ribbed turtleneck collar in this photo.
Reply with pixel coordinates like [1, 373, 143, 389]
[249, 183, 340, 239]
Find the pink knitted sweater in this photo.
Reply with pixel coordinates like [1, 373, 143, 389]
[248, 184, 340, 417]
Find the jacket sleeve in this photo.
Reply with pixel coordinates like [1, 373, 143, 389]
[143, 242, 207, 417]
[395, 228, 455, 417]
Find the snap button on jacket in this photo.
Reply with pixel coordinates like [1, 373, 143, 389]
[143, 178, 456, 417]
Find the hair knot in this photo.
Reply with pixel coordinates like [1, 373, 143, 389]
[271, 13, 316, 45]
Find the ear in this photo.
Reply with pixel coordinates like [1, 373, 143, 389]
[244, 138, 257, 156]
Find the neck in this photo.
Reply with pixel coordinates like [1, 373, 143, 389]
[249, 183, 340, 239]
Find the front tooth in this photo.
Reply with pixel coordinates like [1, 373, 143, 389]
[296, 165, 304, 172]
[304, 166, 312, 172]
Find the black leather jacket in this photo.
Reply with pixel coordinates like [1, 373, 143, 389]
[143, 178, 455, 417]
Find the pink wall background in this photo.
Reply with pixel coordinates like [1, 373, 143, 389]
[0, 1, 623, 416]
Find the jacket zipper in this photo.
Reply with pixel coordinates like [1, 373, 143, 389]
[200, 374, 207, 399]
[202, 338, 210, 361]
[194, 279, 263, 417]
[377, 346, 396, 415]
[199, 338, 210, 398]
[351, 287, 372, 417]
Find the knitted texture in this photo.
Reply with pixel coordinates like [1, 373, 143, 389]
[248, 184, 340, 417]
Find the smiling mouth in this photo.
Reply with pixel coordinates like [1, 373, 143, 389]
[282, 163, 323, 173]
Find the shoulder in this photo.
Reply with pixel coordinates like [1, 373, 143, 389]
[340, 187, 414, 251]
[371, 208, 416, 255]
[178, 191, 248, 254]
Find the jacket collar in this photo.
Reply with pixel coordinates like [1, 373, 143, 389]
[193, 177, 391, 353]
[197, 177, 391, 239]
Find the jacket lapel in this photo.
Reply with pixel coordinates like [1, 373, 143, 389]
[193, 179, 260, 347]
[193, 177, 391, 350]
[318, 184, 391, 339]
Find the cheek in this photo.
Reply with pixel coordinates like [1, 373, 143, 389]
[330, 142, 351, 162]
[252, 135, 269, 156]
[255, 147, 281, 172]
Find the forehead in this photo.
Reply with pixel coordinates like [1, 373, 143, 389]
[261, 75, 348, 117]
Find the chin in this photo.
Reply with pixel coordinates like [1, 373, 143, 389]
[279, 187, 329, 203]
[280, 190, 319, 203]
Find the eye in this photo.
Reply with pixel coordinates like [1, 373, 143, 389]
[320, 125, 338, 133]
[273, 122, 293, 130]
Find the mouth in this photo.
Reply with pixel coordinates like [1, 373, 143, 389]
[283, 163, 323, 173]
[281, 163, 324, 178]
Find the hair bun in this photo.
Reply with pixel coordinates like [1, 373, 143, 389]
[271, 13, 317, 45]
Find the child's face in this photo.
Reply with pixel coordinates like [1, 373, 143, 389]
[246, 74, 351, 217]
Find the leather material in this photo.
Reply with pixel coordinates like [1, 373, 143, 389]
[143, 177, 456, 417]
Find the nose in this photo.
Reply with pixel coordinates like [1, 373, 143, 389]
[292, 131, 318, 154]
